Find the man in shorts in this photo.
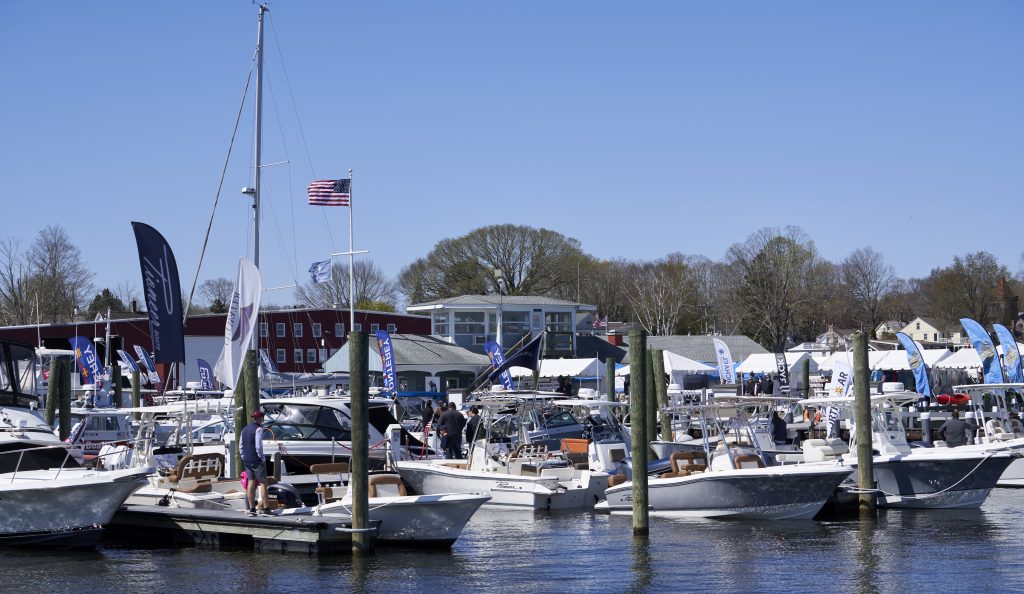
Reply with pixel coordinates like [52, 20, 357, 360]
[241, 409, 269, 516]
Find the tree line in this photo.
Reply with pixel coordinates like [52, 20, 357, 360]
[2, 224, 1019, 351]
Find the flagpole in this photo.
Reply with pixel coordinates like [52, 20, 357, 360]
[347, 168, 355, 333]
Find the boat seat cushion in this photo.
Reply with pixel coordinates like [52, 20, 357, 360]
[608, 474, 627, 488]
[732, 454, 765, 469]
[367, 474, 408, 498]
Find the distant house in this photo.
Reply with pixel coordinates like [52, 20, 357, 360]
[900, 317, 945, 343]
[874, 320, 906, 340]
[406, 295, 596, 358]
[815, 327, 858, 352]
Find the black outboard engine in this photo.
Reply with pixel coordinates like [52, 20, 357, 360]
[267, 482, 302, 508]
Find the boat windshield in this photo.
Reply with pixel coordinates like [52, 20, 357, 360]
[0, 341, 40, 408]
[262, 403, 351, 441]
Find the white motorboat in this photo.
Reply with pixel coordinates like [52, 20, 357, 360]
[0, 338, 151, 547]
[597, 399, 851, 519]
[947, 383, 1024, 487]
[802, 392, 1018, 509]
[397, 396, 608, 510]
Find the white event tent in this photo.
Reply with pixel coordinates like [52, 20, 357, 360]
[875, 349, 951, 371]
[615, 351, 715, 386]
[509, 357, 606, 379]
[933, 343, 1024, 371]
[735, 352, 818, 375]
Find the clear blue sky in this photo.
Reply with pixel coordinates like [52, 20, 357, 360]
[2, 1, 1022, 306]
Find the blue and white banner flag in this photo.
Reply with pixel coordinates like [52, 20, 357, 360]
[896, 332, 933, 398]
[134, 345, 161, 384]
[960, 318, 1005, 384]
[214, 258, 262, 389]
[993, 324, 1023, 384]
[483, 341, 514, 389]
[375, 330, 397, 395]
[258, 349, 280, 374]
[197, 358, 215, 390]
[824, 359, 853, 439]
[131, 222, 186, 364]
[712, 338, 735, 384]
[116, 349, 147, 384]
[69, 337, 101, 385]
[773, 352, 790, 394]
[309, 259, 332, 284]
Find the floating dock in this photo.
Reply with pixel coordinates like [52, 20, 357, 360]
[107, 505, 378, 555]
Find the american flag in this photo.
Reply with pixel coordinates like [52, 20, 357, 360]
[592, 315, 607, 329]
[308, 179, 351, 206]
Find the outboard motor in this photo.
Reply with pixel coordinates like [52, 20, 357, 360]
[267, 482, 302, 508]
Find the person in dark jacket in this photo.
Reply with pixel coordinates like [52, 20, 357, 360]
[241, 409, 269, 516]
[937, 409, 969, 447]
[438, 402, 467, 459]
[464, 405, 481, 444]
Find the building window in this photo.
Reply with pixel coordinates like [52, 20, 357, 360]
[354, 323, 362, 332]
[276, 323, 286, 338]
[545, 312, 573, 333]
[454, 312, 485, 336]
[293, 323, 303, 338]
[370, 323, 380, 333]
[387, 324, 397, 333]
[307, 348, 317, 363]
[294, 349, 304, 363]
[319, 348, 328, 362]
[312, 323, 322, 338]
[433, 312, 449, 336]
[335, 323, 345, 337]
[259, 322, 268, 337]
[276, 349, 286, 363]
[916, 322, 920, 330]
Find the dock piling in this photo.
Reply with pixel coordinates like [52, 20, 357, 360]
[349, 330, 371, 555]
[651, 349, 670, 441]
[853, 331, 876, 515]
[628, 328, 649, 534]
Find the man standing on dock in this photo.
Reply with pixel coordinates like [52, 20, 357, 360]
[439, 402, 466, 459]
[241, 409, 270, 516]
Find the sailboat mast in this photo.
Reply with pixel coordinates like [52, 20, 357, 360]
[252, 4, 266, 271]
[251, 4, 266, 352]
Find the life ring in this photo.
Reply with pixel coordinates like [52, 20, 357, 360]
[936, 394, 971, 406]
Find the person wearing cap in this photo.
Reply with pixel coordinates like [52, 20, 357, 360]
[241, 409, 269, 516]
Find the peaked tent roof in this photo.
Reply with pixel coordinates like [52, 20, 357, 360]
[625, 335, 768, 365]
[615, 351, 715, 376]
[735, 352, 819, 374]
[874, 348, 951, 371]
[324, 333, 490, 373]
[509, 358, 605, 378]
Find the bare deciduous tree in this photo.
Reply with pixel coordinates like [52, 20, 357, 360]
[0, 238, 33, 325]
[620, 254, 699, 336]
[842, 247, 895, 333]
[198, 277, 235, 313]
[25, 226, 94, 323]
[725, 226, 824, 350]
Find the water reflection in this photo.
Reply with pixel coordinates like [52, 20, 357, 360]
[854, 517, 880, 594]
[630, 535, 653, 593]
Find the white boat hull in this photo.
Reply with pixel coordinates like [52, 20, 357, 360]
[997, 457, 1024, 487]
[0, 467, 150, 547]
[397, 461, 607, 510]
[600, 465, 851, 520]
[314, 493, 490, 546]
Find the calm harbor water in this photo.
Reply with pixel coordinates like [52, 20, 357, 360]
[5, 489, 1022, 593]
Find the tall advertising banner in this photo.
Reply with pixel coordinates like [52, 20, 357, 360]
[993, 324, 1023, 384]
[375, 330, 397, 395]
[134, 345, 161, 384]
[131, 222, 185, 364]
[773, 352, 790, 394]
[68, 337, 101, 385]
[712, 338, 736, 384]
[197, 358, 215, 390]
[213, 258, 262, 389]
[116, 349, 144, 383]
[483, 341, 514, 390]
[895, 332, 933, 398]
[960, 318, 1005, 384]
[823, 359, 853, 439]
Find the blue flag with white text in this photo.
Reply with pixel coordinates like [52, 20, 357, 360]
[197, 358, 215, 390]
[375, 330, 397, 395]
[993, 324, 1022, 384]
[488, 333, 543, 384]
[896, 332, 932, 398]
[259, 348, 281, 374]
[309, 259, 332, 284]
[960, 318, 1005, 384]
[483, 341, 514, 389]
[134, 345, 161, 384]
[69, 337, 101, 385]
